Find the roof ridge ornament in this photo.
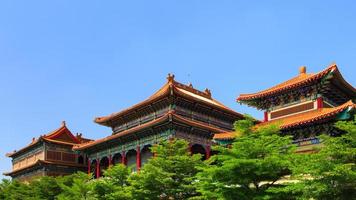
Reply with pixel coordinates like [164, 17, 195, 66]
[204, 88, 212, 98]
[299, 66, 307, 75]
[61, 121, 66, 127]
[167, 73, 175, 83]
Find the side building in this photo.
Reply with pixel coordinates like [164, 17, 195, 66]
[4, 122, 91, 182]
[73, 74, 244, 178]
[214, 64, 355, 152]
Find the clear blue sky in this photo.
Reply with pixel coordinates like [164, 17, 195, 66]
[1, 1, 355, 179]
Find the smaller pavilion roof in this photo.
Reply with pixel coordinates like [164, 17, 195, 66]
[6, 121, 90, 158]
[213, 100, 355, 140]
[237, 64, 356, 103]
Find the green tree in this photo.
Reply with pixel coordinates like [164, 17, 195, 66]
[91, 164, 132, 200]
[29, 176, 62, 200]
[292, 115, 356, 199]
[0, 179, 33, 200]
[57, 172, 95, 200]
[129, 139, 205, 200]
[194, 116, 296, 200]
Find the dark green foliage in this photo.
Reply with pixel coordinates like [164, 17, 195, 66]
[29, 176, 62, 200]
[91, 164, 132, 200]
[0, 117, 355, 199]
[194, 117, 297, 200]
[289, 115, 356, 200]
[129, 139, 205, 200]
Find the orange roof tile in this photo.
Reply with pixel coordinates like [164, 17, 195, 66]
[213, 100, 355, 140]
[213, 132, 236, 140]
[95, 74, 243, 126]
[260, 100, 355, 129]
[6, 122, 86, 157]
[237, 64, 355, 101]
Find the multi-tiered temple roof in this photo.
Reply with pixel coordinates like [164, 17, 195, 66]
[4, 122, 91, 181]
[214, 64, 355, 142]
[74, 74, 243, 151]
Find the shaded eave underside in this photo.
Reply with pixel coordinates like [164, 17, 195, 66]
[75, 111, 229, 151]
[3, 160, 86, 176]
[237, 64, 356, 102]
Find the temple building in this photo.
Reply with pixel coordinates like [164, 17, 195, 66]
[4, 122, 91, 182]
[73, 74, 244, 178]
[214, 64, 356, 152]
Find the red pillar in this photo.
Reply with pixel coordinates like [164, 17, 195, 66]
[96, 159, 100, 178]
[87, 158, 91, 175]
[121, 151, 127, 165]
[206, 145, 211, 159]
[264, 111, 268, 122]
[317, 97, 323, 108]
[136, 146, 141, 171]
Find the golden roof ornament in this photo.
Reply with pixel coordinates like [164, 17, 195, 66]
[167, 73, 175, 83]
[299, 66, 307, 75]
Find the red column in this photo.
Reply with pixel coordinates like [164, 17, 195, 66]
[136, 146, 141, 171]
[121, 151, 127, 165]
[87, 158, 91, 175]
[96, 159, 100, 178]
[264, 111, 268, 122]
[108, 155, 112, 167]
[317, 97, 323, 108]
[206, 145, 211, 159]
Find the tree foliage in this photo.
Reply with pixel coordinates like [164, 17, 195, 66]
[129, 139, 204, 200]
[0, 117, 355, 199]
[194, 116, 297, 200]
[290, 115, 356, 199]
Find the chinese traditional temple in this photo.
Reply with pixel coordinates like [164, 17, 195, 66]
[214, 64, 356, 152]
[73, 74, 244, 178]
[4, 122, 91, 182]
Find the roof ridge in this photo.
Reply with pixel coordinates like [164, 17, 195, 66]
[237, 64, 338, 101]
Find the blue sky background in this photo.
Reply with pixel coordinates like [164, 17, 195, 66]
[1, 1, 355, 179]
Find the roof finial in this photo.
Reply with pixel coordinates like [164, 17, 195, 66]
[188, 82, 193, 88]
[61, 121, 66, 127]
[167, 73, 175, 83]
[204, 88, 211, 97]
[299, 66, 306, 75]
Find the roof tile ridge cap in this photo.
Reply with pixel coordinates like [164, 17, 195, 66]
[238, 65, 336, 101]
[95, 80, 172, 124]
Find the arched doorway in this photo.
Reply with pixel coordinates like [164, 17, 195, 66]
[191, 144, 207, 160]
[78, 155, 84, 164]
[126, 149, 137, 171]
[112, 153, 122, 165]
[141, 145, 153, 166]
[90, 160, 98, 179]
[99, 157, 109, 177]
